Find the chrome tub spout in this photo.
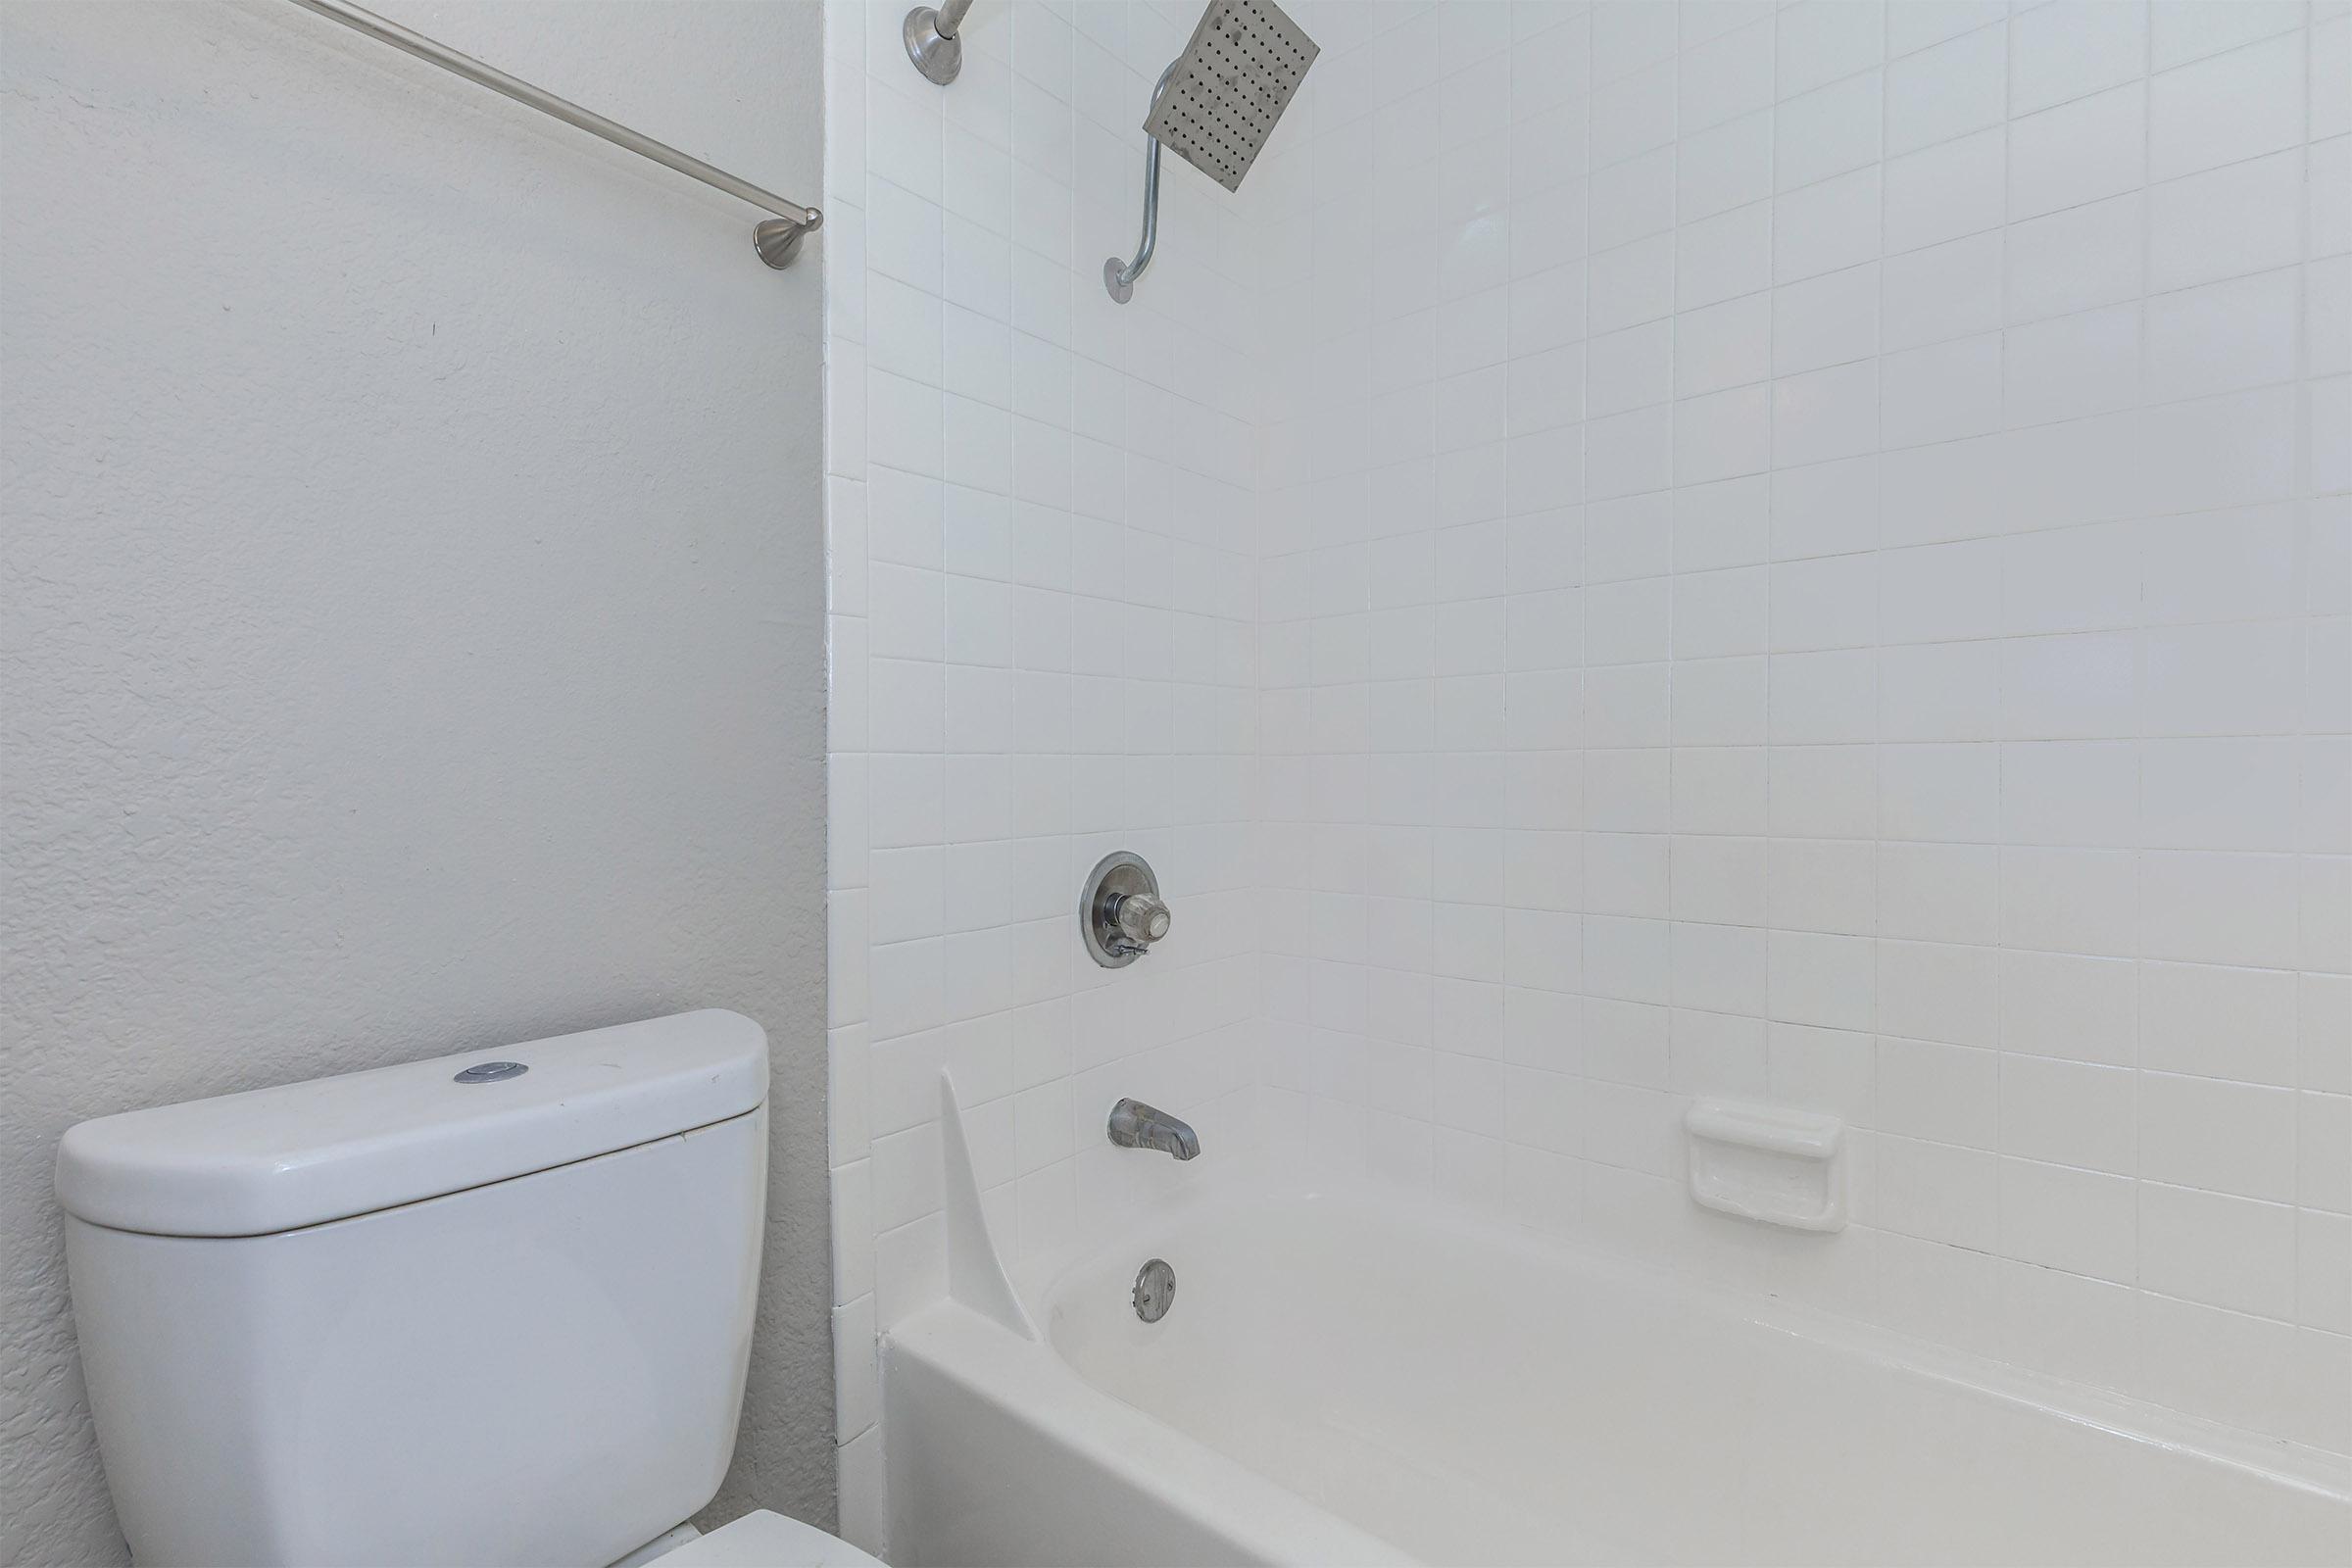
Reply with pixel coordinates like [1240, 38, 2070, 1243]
[1107, 1099, 1199, 1160]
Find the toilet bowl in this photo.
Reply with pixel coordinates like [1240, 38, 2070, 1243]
[55, 1010, 874, 1568]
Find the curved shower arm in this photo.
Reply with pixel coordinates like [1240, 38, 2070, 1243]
[1103, 63, 1177, 304]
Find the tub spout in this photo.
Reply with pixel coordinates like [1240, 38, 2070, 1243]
[1107, 1098, 1200, 1160]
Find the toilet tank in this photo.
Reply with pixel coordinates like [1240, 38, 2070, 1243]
[54, 1010, 770, 1568]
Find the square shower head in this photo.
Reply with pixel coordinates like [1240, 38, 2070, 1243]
[1144, 0, 1319, 193]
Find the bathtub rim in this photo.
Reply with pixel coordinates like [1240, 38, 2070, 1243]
[1008, 1160, 2352, 1509]
[883, 1297, 1418, 1567]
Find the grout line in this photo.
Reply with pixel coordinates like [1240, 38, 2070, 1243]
[2286, 0, 2318, 1334]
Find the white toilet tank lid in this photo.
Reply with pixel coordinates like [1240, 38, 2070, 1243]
[55, 1009, 767, 1238]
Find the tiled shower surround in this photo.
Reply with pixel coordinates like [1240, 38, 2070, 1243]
[820, 0, 1271, 1537]
[823, 0, 2350, 1545]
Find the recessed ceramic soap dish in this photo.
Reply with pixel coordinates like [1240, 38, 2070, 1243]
[1686, 1100, 1846, 1233]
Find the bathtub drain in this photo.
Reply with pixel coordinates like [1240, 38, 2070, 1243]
[1132, 1257, 1175, 1322]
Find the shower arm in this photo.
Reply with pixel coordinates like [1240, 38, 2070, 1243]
[1103, 62, 1178, 305]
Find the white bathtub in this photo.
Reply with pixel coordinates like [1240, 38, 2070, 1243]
[883, 1173, 2350, 1566]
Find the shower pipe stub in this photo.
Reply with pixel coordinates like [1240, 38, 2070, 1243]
[905, 0, 975, 85]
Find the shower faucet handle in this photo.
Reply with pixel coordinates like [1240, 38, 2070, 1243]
[1082, 851, 1168, 967]
[1111, 890, 1171, 949]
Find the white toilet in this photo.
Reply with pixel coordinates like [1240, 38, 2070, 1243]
[53, 1009, 879, 1568]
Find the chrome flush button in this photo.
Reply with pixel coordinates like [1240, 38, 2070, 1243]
[453, 1060, 529, 1083]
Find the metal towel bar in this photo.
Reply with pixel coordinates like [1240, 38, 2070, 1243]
[284, 0, 820, 269]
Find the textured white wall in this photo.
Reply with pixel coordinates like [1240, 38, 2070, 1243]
[0, 4, 829, 1562]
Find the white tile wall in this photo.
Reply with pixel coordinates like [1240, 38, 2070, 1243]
[825, 0, 2352, 1544]
[1251, 0, 2350, 1461]
[819, 1, 1272, 1546]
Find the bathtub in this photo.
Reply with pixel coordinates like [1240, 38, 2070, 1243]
[882, 1169, 2350, 1567]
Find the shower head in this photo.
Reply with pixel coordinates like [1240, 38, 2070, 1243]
[1145, 0, 1319, 193]
[1103, 0, 1316, 302]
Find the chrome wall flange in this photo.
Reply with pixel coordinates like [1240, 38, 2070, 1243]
[753, 211, 821, 269]
[1082, 851, 1170, 968]
[903, 1, 971, 85]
